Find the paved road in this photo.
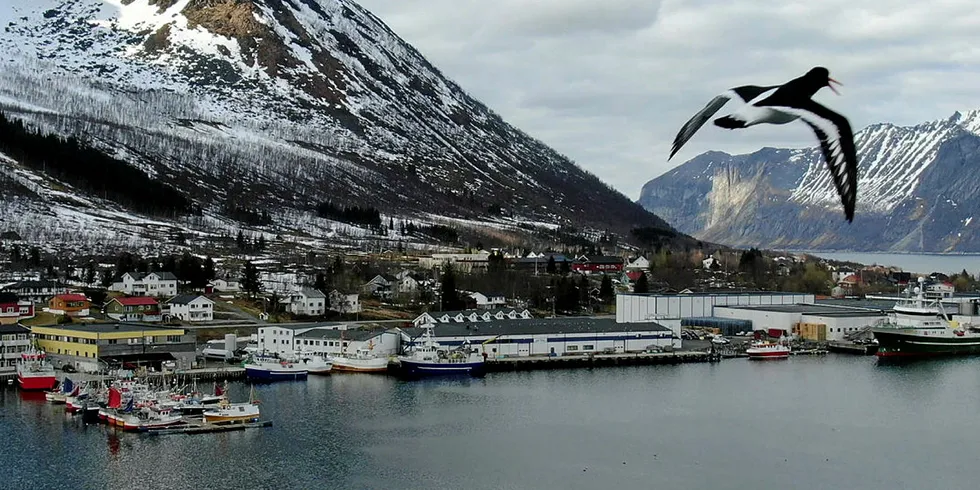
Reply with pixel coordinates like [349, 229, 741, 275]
[213, 300, 267, 325]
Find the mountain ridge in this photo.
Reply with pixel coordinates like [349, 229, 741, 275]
[0, 0, 684, 251]
[639, 109, 980, 252]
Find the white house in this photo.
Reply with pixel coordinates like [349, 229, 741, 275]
[469, 291, 506, 309]
[0, 324, 31, 372]
[111, 272, 178, 297]
[289, 288, 327, 316]
[702, 256, 719, 270]
[166, 294, 215, 322]
[395, 275, 419, 295]
[210, 278, 241, 293]
[925, 282, 955, 300]
[625, 256, 650, 271]
[412, 308, 533, 327]
[257, 324, 399, 357]
[362, 274, 397, 298]
[329, 290, 362, 314]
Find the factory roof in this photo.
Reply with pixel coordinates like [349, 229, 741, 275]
[405, 317, 672, 338]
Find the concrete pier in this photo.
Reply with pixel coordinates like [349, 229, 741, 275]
[485, 351, 710, 372]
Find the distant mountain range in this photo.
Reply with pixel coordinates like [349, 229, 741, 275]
[639, 110, 980, 253]
[0, 0, 683, 251]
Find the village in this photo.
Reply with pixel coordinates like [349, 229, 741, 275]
[3, 236, 979, 378]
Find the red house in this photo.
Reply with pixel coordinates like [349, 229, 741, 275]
[0, 294, 35, 325]
[571, 256, 624, 273]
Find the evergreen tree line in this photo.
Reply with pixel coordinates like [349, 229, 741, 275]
[401, 222, 459, 244]
[0, 111, 193, 217]
[315, 201, 382, 228]
[224, 202, 273, 226]
[236, 231, 268, 253]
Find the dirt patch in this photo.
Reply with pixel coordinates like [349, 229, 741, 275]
[183, 0, 265, 38]
[143, 23, 172, 53]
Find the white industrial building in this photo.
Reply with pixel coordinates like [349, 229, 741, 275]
[616, 292, 815, 323]
[712, 304, 888, 341]
[404, 317, 680, 358]
[257, 323, 399, 357]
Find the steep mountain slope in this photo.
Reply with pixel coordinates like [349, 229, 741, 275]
[639, 110, 980, 252]
[0, 0, 676, 249]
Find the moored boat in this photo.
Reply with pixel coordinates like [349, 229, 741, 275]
[330, 342, 389, 373]
[17, 342, 57, 391]
[396, 324, 485, 377]
[873, 278, 980, 358]
[746, 340, 791, 360]
[244, 353, 309, 380]
[297, 353, 333, 375]
[45, 378, 73, 404]
[202, 386, 261, 424]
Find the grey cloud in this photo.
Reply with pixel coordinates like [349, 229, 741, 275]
[356, 0, 980, 198]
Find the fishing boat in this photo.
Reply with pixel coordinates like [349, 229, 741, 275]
[116, 399, 185, 431]
[746, 340, 791, 360]
[45, 378, 73, 404]
[330, 340, 389, 373]
[873, 278, 980, 358]
[17, 343, 57, 391]
[202, 386, 261, 424]
[396, 324, 485, 377]
[244, 353, 309, 380]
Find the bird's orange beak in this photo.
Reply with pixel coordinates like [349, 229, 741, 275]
[827, 77, 842, 95]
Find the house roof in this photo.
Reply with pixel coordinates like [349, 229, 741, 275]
[149, 272, 179, 281]
[297, 288, 326, 299]
[54, 294, 88, 302]
[33, 322, 182, 334]
[403, 317, 671, 339]
[0, 324, 29, 335]
[295, 327, 385, 342]
[167, 294, 212, 305]
[113, 297, 160, 307]
[577, 256, 624, 264]
[421, 307, 529, 319]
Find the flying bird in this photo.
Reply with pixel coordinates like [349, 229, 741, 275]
[669, 67, 857, 222]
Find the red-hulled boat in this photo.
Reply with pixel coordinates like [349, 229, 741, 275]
[746, 340, 791, 360]
[17, 344, 57, 391]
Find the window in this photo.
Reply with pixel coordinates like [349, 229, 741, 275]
[108, 339, 117, 345]
[583, 345, 594, 351]
[167, 335, 182, 342]
[567, 345, 579, 351]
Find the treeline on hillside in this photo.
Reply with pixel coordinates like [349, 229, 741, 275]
[0, 111, 193, 216]
[315, 201, 382, 228]
[403, 222, 458, 244]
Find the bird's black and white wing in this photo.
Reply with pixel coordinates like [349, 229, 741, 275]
[669, 85, 776, 160]
[774, 100, 858, 222]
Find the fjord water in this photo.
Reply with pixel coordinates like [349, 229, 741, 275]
[4, 356, 980, 490]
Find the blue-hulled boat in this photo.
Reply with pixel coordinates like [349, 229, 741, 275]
[243, 353, 308, 381]
[397, 324, 485, 378]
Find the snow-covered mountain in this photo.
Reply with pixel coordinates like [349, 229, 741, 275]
[0, 0, 677, 250]
[638, 110, 980, 253]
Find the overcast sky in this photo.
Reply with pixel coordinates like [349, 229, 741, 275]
[357, 0, 980, 200]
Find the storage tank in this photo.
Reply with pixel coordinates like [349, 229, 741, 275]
[224, 334, 237, 359]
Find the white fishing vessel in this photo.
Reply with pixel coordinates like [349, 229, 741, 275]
[244, 352, 309, 380]
[203, 386, 261, 424]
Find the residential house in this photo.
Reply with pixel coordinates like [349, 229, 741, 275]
[469, 291, 506, 309]
[110, 272, 178, 297]
[412, 307, 533, 327]
[105, 297, 163, 322]
[418, 252, 490, 272]
[329, 290, 362, 314]
[2, 280, 67, 303]
[48, 294, 91, 317]
[289, 288, 327, 316]
[571, 256, 624, 274]
[32, 322, 195, 373]
[165, 295, 215, 322]
[509, 253, 572, 273]
[362, 274, 397, 298]
[0, 324, 31, 372]
[209, 278, 241, 293]
[625, 256, 650, 271]
[925, 282, 955, 300]
[394, 274, 420, 295]
[0, 293, 35, 325]
[702, 256, 720, 270]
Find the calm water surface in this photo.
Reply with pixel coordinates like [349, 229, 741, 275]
[801, 251, 980, 275]
[4, 356, 980, 489]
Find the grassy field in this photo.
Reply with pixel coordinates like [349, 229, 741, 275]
[21, 311, 59, 327]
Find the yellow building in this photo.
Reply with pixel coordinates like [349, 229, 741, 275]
[31, 322, 195, 372]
